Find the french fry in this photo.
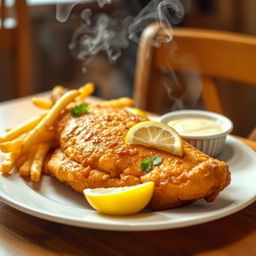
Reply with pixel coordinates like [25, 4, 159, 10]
[0, 87, 85, 179]
[50, 86, 66, 103]
[19, 150, 36, 177]
[30, 143, 52, 182]
[77, 83, 95, 101]
[16, 153, 28, 169]
[0, 130, 55, 154]
[0, 114, 46, 143]
[22, 90, 79, 153]
[39, 130, 55, 143]
[100, 97, 134, 108]
[0, 133, 27, 153]
[0, 151, 20, 174]
[32, 98, 53, 109]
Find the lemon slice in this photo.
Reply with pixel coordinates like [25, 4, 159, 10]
[126, 121, 184, 156]
[83, 181, 154, 215]
[126, 107, 148, 118]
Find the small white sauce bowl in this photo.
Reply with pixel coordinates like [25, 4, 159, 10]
[160, 110, 233, 156]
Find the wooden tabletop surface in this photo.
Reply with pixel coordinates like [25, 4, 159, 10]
[0, 94, 256, 256]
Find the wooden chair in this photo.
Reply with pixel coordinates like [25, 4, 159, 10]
[0, 0, 33, 97]
[134, 23, 256, 139]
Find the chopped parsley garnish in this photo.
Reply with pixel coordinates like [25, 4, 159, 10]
[71, 103, 89, 117]
[140, 156, 163, 173]
[140, 158, 153, 173]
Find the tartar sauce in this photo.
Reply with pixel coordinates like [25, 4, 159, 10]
[167, 117, 223, 136]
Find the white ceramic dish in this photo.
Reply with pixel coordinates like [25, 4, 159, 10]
[160, 110, 233, 156]
[0, 136, 256, 231]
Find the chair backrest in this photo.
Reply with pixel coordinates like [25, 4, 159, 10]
[0, 0, 33, 97]
[134, 23, 256, 136]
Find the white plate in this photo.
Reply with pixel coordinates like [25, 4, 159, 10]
[0, 136, 256, 231]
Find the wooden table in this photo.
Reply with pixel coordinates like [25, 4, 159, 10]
[0, 94, 256, 256]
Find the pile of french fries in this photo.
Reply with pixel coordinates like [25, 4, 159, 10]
[0, 83, 95, 182]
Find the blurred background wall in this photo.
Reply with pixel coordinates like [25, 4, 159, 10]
[1, 0, 256, 136]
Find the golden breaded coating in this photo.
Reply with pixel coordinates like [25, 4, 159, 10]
[45, 105, 230, 210]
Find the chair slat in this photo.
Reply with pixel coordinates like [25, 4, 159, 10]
[154, 29, 256, 86]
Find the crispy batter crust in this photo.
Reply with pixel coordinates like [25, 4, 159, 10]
[45, 105, 231, 210]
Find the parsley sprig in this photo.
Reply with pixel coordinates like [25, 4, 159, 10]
[140, 158, 152, 173]
[71, 103, 89, 117]
[140, 156, 163, 173]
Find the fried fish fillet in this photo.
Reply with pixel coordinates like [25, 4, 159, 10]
[44, 105, 230, 210]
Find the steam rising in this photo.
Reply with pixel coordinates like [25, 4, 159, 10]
[56, 0, 80, 23]
[69, 11, 133, 62]
[129, 0, 184, 44]
[57, 0, 184, 62]
[161, 42, 202, 110]
[56, 0, 112, 22]
[56, 0, 202, 109]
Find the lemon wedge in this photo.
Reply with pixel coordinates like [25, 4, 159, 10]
[126, 121, 184, 156]
[126, 107, 148, 118]
[83, 181, 154, 215]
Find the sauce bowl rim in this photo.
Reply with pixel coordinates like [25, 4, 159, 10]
[159, 109, 233, 139]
